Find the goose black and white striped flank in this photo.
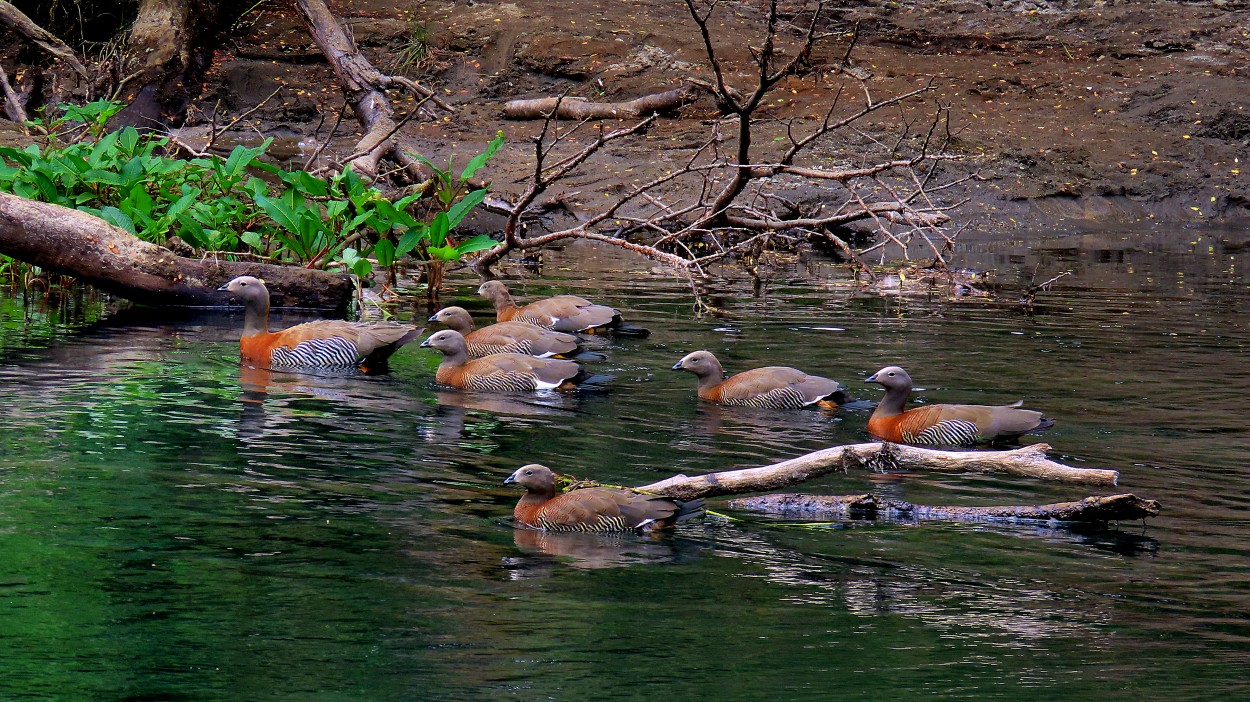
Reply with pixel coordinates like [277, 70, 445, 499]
[270, 337, 361, 368]
[462, 370, 546, 392]
[512, 311, 556, 329]
[466, 340, 534, 357]
[532, 514, 631, 532]
[729, 386, 810, 409]
[908, 419, 981, 446]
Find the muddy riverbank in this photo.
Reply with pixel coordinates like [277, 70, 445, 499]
[4, 0, 1249, 240]
[214, 0, 1250, 231]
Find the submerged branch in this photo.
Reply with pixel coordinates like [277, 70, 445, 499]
[728, 492, 1161, 524]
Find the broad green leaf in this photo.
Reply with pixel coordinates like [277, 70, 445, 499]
[168, 190, 200, 220]
[82, 169, 126, 186]
[413, 153, 449, 182]
[325, 199, 348, 221]
[395, 224, 428, 258]
[223, 140, 272, 178]
[425, 244, 459, 262]
[459, 131, 505, 180]
[0, 146, 34, 167]
[446, 188, 486, 228]
[344, 212, 375, 235]
[394, 191, 425, 210]
[87, 131, 120, 167]
[99, 206, 136, 234]
[121, 156, 144, 183]
[293, 170, 329, 197]
[118, 126, 140, 154]
[176, 213, 208, 248]
[454, 234, 498, 256]
[239, 230, 264, 251]
[254, 193, 304, 236]
[426, 211, 450, 247]
[374, 239, 396, 267]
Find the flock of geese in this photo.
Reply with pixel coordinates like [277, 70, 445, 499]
[219, 274, 1054, 533]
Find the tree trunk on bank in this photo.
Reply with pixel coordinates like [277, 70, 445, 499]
[296, 0, 449, 180]
[638, 442, 1120, 501]
[112, 0, 230, 128]
[727, 492, 1161, 524]
[0, 193, 352, 310]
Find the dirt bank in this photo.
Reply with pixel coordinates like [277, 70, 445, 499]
[8, 0, 1250, 237]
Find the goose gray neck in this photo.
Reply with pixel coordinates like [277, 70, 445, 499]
[241, 287, 270, 336]
[692, 358, 725, 391]
[876, 383, 911, 416]
[437, 338, 470, 367]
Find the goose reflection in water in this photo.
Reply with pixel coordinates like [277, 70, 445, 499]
[233, 364, 418, 440]
[503, 527, 710, 575]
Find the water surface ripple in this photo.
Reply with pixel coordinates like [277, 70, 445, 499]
[1, 226, 1248, 700]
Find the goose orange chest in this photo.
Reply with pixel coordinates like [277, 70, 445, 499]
[420, 329, 585, 392]
[220, 275, 421, 373]
[504, 464, 704, 533]
[865, 365, 1054, 446]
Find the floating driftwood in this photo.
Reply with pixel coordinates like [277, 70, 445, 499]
[502, 86, 695, 121]
[0, 193, 353, 310]
[638, 442, 1119, 501]
[728, 493, 1161, 524]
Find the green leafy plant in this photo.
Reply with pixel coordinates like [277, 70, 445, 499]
[410, 131, 504, 294]
[0, 102, 503, 296]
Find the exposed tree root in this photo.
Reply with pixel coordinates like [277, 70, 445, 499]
[0, 0, 90, 81]
[112, 0, 225, 128]
[296, 0, 451, 181]
[0, 62, 28, 126]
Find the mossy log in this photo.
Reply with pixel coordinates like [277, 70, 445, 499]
[727, 492, 1161, 524]
[638, 442, 1119, 501]
[0, 193, 352, 310]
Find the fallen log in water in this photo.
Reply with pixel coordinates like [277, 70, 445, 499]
[727, 492, 1161, 524]
[502, 86, 695, 120]
[638, 442, 1119, 501]
[0, 193, 353, 310]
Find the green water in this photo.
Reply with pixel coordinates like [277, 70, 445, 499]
[2, 226, 1248, 700]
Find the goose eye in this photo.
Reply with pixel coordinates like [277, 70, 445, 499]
[887, 371, 896, 377]
[525, 470, 533, 475]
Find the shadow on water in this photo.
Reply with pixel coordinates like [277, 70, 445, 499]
[2, 224, 1250, 700]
